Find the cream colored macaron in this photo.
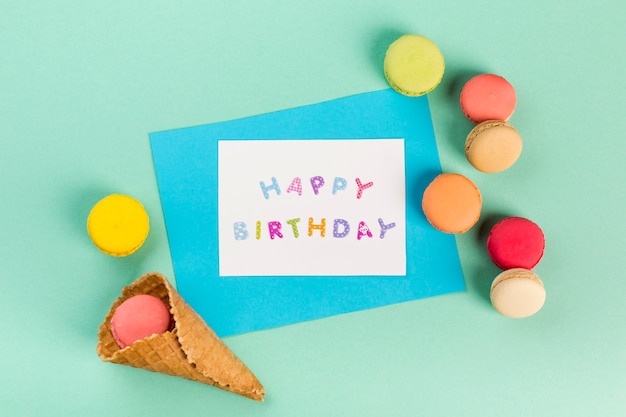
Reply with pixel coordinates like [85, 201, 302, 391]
[465, 120, 522, 173]
[490, 268, 546, 318]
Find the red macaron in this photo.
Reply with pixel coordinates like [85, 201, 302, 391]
[487, 217, 545, 270]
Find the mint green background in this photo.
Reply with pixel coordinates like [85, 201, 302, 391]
[1, 1, 624, 416]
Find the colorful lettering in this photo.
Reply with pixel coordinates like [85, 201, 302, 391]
[333, 218, 350, 238]
[268, 221, 283, 240]
[357, 221, 373, 240]
[233, 222, 248, 240]
[255, 220, 261, 240]
[310, 176, 325, 195]
[378, 218, 396, 239]
[308, 217, 326, 237]
[259, 177, 281, 199]
[286, 218, 301, 238]
[287, 177, 303, 196]
[355, 177, 374, 199]
[332, 177, 347, 195]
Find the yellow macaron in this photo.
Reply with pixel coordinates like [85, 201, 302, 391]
[87, 194, 150, 256]
[384, 34, 445, 96]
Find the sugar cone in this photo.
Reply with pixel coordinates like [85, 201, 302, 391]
[97, 272, 265, 401]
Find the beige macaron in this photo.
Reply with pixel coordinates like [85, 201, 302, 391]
[490, 268, 546, 318]
[465, 120, 522, 173]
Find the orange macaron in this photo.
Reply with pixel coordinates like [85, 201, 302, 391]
[421, 173, 482, 234]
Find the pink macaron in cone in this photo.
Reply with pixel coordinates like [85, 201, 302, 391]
[110, 294, 172, 348]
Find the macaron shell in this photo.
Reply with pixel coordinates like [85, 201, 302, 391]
[490, 268, 546, 318]
[465, 120, 523, 173]
[384, 34, 445, 96]
[422, 173, 482, 234]
[460, 74, 517, 123]
[87, 194, 150, 256]
[487, 217, 545, 270]
[110, 294, 172, 349]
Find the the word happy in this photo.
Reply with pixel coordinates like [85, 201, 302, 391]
[259, 176, 374, 199]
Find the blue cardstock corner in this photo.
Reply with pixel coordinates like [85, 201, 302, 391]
[150, 89, 465, 337]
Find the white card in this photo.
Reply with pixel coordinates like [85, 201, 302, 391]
[218, 139, 406, 276]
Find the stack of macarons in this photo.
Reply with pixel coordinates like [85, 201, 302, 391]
[487, 217, 546, 318]
[460, 74, 522, 173]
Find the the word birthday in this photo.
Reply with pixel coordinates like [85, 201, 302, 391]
[259, 176, 374, 199]
[234, 218, 397, 241]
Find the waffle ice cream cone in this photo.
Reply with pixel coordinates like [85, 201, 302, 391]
[97, 272, 265, 401]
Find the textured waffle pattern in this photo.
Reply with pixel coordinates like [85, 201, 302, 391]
[97, 272, 265, 401]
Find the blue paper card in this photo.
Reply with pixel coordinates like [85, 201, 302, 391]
[150, 89, 464, 336]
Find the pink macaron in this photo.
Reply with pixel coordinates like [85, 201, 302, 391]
[110, 294, 172, 349]
[487, 216, 545, 270]
[460, 74, 516, 124]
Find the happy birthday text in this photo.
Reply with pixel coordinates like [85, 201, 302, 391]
[232, 176, 398, 241]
